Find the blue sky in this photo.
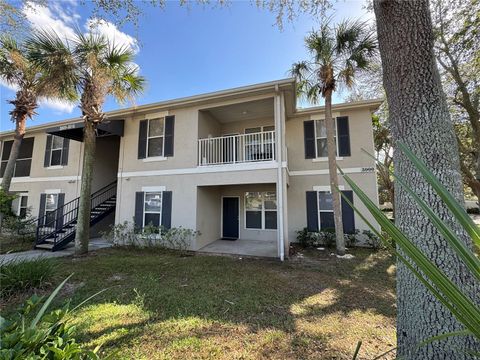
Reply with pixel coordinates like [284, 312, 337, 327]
[0, 0, 372, 131]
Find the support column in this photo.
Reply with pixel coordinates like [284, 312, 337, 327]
[274, 90, 286, 261]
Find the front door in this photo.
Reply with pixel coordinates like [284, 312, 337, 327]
[222, 197, 239, 240]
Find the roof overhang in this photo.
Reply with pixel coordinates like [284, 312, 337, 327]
[45, 120, 124, 142]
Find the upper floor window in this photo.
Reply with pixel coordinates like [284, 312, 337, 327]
[304, 117, 351, 159]
[244, 125, 275, 161]
[138, 116, 175, 160]
[0, 137, 34, 178]
[147, 118, 165, 157]
[245, 191, 277, 230]
[315, 119, 338, 158]
[44, 135, 69, 167]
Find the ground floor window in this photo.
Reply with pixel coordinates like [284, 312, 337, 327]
[245, 191, 277, 230]
[318, 191, 335, 230]
[12, 193, 28, 218]
[45, 193, 58, 225]
[144, 192, 162, 227]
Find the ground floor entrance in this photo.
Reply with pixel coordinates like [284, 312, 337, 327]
[222, 197, 239, 239]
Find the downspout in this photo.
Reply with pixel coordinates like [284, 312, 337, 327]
[275, 85, 285, 261]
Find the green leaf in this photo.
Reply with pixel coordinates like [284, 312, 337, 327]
[31, 274, 73, 328]
[363, 148, 480, 281]
[397, 141, 480, 250]
[338, 167, 480, 339]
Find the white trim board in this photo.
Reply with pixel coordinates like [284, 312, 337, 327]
[141, 186, 166, 192]
[118, 161, 277, 178]
[0, 175, 80, 183]
[289, 167, 375, 176]
[313, 185, 345, 191]
[45, 189, 62, 194]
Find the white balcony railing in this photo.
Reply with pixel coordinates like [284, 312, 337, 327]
[198, 131, 275, 166]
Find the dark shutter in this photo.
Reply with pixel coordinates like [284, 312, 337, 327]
[306, 191, 319, 231]
[56, 193, 65, 229]
[337, 116, 351, 157]
[161, 191, 172, 229]
[164, 115, 175, 157]
[304, 120, 316, 159]
[341, 190, 355, 234]
[44, 135, 52, 167]
[39, 194, 47, 226]
[138, 120, 148, 159]
[134, 192, 144, 230]
[61, 138, 69, 165]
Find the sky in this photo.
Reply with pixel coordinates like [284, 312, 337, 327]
[0, 0, 373, 131]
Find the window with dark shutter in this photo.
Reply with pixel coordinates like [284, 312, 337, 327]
[0, 137, 34, 177]
[61, 138, 70, 165]
[38, 194, 47, 226]
[304, 120, 316, 159]
[336, 116, 351, 157]
[134, 192, 145, 229]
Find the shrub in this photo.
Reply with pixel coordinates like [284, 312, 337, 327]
[1, 209, 36, 239]
[0, 257, 57, 297]
[102, 221, 199, 254]
[0, 277, 107, 359]
[295, 227, 358, 248]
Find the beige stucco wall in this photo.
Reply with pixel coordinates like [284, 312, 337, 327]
[287, 171, 379, 243]
[91, 136, 120, 192]
[286, 107, 376, 172]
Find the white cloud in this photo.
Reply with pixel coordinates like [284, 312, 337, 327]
[23, 3, 76, 41]
[38, 98, 76, 114]
[86, 19, 139, 53]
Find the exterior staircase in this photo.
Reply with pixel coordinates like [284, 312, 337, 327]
[35, 181, 117, 251]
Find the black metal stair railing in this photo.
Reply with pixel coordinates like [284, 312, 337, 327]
[35, 181, 117, 249]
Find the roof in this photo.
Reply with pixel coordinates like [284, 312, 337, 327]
[0, 78, 384, 136]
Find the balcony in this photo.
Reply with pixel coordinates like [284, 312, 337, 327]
[198, 131, 275, 166]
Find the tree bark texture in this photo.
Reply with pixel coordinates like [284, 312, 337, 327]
[374, 0, 479, 358]
[1, 113, 27, 194]
[74, 120, 96, 256]
[325, 89, 345, 255]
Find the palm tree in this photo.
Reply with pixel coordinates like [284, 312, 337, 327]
[0, 35, 76, 193]
[29, 30, 145, 255]
[290, 20, 376, 256]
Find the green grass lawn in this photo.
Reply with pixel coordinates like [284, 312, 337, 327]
[2, 247, 396, 359]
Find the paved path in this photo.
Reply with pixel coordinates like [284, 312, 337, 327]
[0, 238, 112, 263]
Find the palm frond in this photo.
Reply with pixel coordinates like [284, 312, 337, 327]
[109, 64, 145, 104]
[0, 34, 29, 86]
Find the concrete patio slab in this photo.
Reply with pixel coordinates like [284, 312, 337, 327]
[198, 239, 277, 258]
[0, 238, 111, 263]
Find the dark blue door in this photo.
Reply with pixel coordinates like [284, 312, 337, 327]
[222, 197, 239, 240]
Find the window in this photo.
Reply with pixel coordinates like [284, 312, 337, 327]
[12, 193, 28, 218]
[49, 135, 64, 166]
[45, 193, 58, 225]
[318, 191, 335, 230]
[144, 192, 162, 227]
[245, 191, 277, 230]
[147, 118, 165, 157]
[244, 125, 275, 161]
[0, 137, 34, 177]
[314, 119, 338, 158]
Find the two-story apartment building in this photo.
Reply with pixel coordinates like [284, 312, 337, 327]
[0, 78, 381, 260]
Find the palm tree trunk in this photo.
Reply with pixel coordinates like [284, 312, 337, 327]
[325, 89, 345, 256]
[74, 120, 96, 256]
[1, 113, 27, 193]
[374, 0, 479, 358]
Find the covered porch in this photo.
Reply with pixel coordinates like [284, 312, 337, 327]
[195, 183, 279, 258]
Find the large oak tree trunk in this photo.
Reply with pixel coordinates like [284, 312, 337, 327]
[374, 0, 479, 358]
[74, 120, 96, 256]
[1, 113, 27, 193]
[325, 89, 345, 256]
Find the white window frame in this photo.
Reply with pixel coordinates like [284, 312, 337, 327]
[244, 126, 275, 161]
[14, 193, 28, 217]
[244, 191, 277, 230]
[317, 191, 333, 231]
[313, 119, 343, 161]
[146, 117, 166, 159]
[143, 191, 163, 228]
[48, 135, 64, 167]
